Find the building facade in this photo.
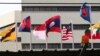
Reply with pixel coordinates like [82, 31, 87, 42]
[0, 0, 100, 51]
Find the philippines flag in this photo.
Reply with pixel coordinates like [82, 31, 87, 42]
[33, 24, 46, 40]
[80, 2, 91, 22]
[19, 16, 30, 32]
[45, 15, 61, 36]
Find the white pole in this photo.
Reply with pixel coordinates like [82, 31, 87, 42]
[60, 16, 62, 50]
[89, 4, 93, 49]
[15, 17, 18, 51]
[70, 21, 74, 49]
[30, 16, 32, 50]
[45, 24, 48, 50]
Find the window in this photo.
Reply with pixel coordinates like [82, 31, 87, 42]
[22, 6, 100, 11]
[62, 43, 72, 48]
[74, 43, 91, 48]
[32, 44, 46, 49]
[17, 37, 21, 42]
[48, 43, 60, 49]
[93, 43, 100, 48]
[22, 43, 30, 49]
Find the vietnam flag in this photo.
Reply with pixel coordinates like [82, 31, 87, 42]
[19, 16, 30, 32]
[45, 15, 61, 36]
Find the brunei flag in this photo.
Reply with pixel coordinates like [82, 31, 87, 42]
[85, 23, 100, 39]
[0, 24, 16, 42]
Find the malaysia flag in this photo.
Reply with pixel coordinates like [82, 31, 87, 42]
[62, 24, 72, 41]
[45, 15, 61, 36]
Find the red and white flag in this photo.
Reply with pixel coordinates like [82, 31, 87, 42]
[33, 24, 46, 40]
[62, 24, 72, 41]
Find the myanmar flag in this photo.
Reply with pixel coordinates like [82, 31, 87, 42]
[85, 23, 100, 39]
[0, 24, 16, 42]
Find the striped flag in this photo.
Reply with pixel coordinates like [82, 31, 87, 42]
[85, 23, 100, 39]
[0, 24, 16, 42]
[62, 24, 72, 40]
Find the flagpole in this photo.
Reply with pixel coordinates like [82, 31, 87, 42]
[60, 17, 62, 50]
[30, 16, 32, 51]
[15, 16, 18, 51]
[89, 4, 93, 49]
[70, 21, 74, 49]
[45, 24, 48, 50]
[46, 35, 48, 50]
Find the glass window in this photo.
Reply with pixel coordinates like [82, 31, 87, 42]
[22, 6, 100, 11]
[48, 43, 60, 49]
[93, 43, 100, 48]
[74, 43, 91, 48]
[62, 43, 72, 49]
[22, 43, 30, 49]
[32, 44, 46, 49]
[17, 37, 21, 42]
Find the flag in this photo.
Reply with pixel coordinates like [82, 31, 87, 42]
[19, 16, 30, 32]
[33, 24, 46, 40]
[62, 24, 72, 40]
[80, 2, 91, 22]
[92, 28, 100, 39]
[0, 24, 16, 42]
[45, 15, 60, 36]
[85, 23, 100, 39]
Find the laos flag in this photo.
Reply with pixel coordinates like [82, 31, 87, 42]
[45, 15, 61, 36]
[19, 16, 30, 32]
[80, 2, 91, 22]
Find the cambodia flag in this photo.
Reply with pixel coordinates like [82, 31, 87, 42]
[19, 16, 30, 32]
[45, 15, 60, 36]
[80, 2, 91, 22]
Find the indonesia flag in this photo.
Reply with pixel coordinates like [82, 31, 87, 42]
[33, 24, 46, 40]
[45, 15, 60, 36]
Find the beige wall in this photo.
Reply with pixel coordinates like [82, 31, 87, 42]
[21, 11, 100, 43]
[0, 42, 21, 52]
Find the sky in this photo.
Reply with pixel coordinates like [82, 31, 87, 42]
[0, 0, 21, 16]
[0, 0, 21, 27]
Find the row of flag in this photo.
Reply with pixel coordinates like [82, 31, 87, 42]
[0, 15, 72, 42]
[0, 2, 99, 42]
[19, 15, 72, 40]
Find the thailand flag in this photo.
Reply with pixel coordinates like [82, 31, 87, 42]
[33, 24, 46, 40]
[19, 16, 30, 32]
[45, 15, 61, 36]
[80, 2, 91, 22]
